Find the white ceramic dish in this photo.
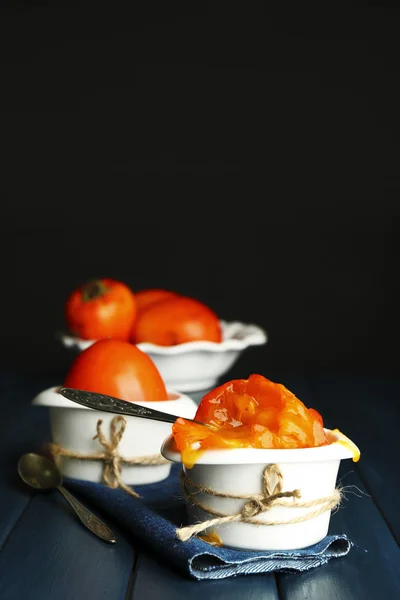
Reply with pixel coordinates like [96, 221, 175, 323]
[33, 386, 197, 485]
[161, 429, 360, 551]
[58, 320, 268, 392]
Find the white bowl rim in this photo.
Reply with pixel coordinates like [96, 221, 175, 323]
[57, 319, 268, 354]
[161, 428, 360, 464]
[32, 385, 191, 410]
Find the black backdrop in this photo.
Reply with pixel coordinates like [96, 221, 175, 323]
[1, 1, 399, 381]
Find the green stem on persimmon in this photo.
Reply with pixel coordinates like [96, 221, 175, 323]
[81, 279, 108, 302]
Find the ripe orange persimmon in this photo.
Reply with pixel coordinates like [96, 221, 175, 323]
[133, 295, 222, 346]
[65, 278, 137, 341]
[63, 339, 168, 402]
[135, 288, 179, 313]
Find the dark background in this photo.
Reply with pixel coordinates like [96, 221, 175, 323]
[1, 1, 399, 381]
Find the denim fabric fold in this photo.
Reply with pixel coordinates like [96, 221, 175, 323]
[66, 465, 352, 580]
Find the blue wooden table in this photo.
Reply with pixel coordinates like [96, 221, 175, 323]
[0, 371, 399, 599]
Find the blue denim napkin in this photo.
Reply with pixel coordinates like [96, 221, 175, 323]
[65, 465, 353, 580]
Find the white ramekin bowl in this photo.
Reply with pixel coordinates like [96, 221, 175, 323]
[33, 386, 197, 485]
[161, 429, 360, 551]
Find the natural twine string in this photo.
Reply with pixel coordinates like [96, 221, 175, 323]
[49, 415, 169, 498]
[176, 464, 342, 542]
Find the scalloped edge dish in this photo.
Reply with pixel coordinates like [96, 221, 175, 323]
[57, 320, 268, 354]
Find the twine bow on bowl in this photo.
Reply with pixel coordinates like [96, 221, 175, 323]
[49, 415, 169, 498]
[176, 464, 342, 541]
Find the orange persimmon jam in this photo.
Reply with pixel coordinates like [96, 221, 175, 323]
[172, 374, 329, 468]
[327, 429, 360, 463]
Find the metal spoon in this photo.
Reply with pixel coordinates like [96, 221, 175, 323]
[18, 453, 117, 544]
[59, 387, 214, 428]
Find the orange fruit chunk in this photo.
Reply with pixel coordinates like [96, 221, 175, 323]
[172, 374, 328, 467]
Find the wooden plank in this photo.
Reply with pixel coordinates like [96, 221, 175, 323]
[308, 375, 400, 543]
[0, 371, 56, 436]
[0, 490, 135, 600]
[129, 373, 400, 599]
[129, 552, 279, 600]
[0, 372, 34, 434]
[0, 373, 135, 599]
[0, 402, 51, 548]
[274, 375, 400, 599]
[277, 462, 400, 600]
[129, 463, 400, 600]
[0, 372, 73, 548]
[3, 371, 399, 600]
